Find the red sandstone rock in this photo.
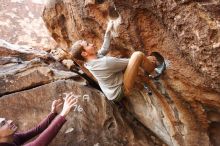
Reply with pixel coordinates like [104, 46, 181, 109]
[0, 0, 56, 49]
[41, 1, 220, 146]
[0, 79, 164, 146]
[0, 42, 166, 146]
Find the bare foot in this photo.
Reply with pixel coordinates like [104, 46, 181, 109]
[147, 56, 158, 66]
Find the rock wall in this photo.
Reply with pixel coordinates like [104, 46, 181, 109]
[42, 0, 220, 146]
[0, 79, 164, 146]
[148, 0, 220, 93]
[0, 41, 166, 146]
[0, 0, 56, 49]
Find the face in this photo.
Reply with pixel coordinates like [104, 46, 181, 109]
[0, 118, 17, 138]
[80, 41, 97, 56]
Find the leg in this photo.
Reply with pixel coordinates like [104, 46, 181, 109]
[123, 51, 156, 96]
[123, 51, 144, 96]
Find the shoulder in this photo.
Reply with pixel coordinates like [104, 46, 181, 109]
[85, 58, 107, 67]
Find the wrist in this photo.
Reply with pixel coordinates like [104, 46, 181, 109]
[105, 31, 110, 37]
[52, 111, 57, 114]
[51, 109, 56, 113]
[60, 111, 67, 117]
[106, 29, 111, 33]
[51, 108, 58, 113]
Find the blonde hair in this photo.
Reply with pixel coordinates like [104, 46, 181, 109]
[69, 40, 85, 61]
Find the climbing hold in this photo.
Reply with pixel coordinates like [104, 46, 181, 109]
[108, 6, 119, 20]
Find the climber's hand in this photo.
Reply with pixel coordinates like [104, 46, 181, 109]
[51, 99, 63, 114]
[106, 20, 114, 32]
[60, 93, 78, 117]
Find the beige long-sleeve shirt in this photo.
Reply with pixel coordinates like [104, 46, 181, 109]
[84, 31, 129, 100]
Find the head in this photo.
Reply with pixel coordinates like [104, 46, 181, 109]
[0, 118, 17, 141]
[70, 40, 97, 61]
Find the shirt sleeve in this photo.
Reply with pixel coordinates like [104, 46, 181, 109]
[13, 112, 57, 145]
[24, 115, 66, 146]
[106, 57, 129, 72]
[97, 31, 111, 57]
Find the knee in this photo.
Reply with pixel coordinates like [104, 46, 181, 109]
[130, 51, 144, 60]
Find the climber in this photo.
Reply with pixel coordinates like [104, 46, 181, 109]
[69, 20, 159, 102]
[0, 94, 77, 146]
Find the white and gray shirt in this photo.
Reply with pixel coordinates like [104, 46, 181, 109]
[84, 31, 129, 100]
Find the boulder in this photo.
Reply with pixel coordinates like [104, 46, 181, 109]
[0, 40, 80, 96]
[0, 79, 165, 146]
[0, 0, 55, 49]
[42, 1, 220, 146]
[0, 42, 165, 146]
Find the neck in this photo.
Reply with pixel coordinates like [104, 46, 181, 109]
[0, 136, 13, 143]
[86, 54, 97, 61]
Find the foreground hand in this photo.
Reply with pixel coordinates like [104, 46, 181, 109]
[60, 93, 78, 117]
[51, 99, 63, 114]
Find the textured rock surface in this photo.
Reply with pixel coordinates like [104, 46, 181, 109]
[0, 40, 81, 96]
[0, 79, 166, 146]
[0, 0, 56, 49]
[42, 0, 220, 92]
[0, 39, 49, 60]
[0, 43, 166, 146]
[149, 0, 220, 92]
[42, 1, 220, 146]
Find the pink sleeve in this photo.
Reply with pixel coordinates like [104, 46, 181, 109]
[24, 115, 66, 146]
[14, 112, 57, 145]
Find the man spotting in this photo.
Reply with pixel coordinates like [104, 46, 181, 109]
[69, 21, 157, 102]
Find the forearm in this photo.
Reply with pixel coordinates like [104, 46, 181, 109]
[14, 112, 57, 145]
[24, 115, 66, 146]
[98, 30, 111, 56]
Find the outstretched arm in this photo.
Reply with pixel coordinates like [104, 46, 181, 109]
[13, 112, 57, 145]
[24, 94, 77, 146]
[13, 99, 63, 145]
[97, 21, 113, 57]
[24, 115, 66, 146]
